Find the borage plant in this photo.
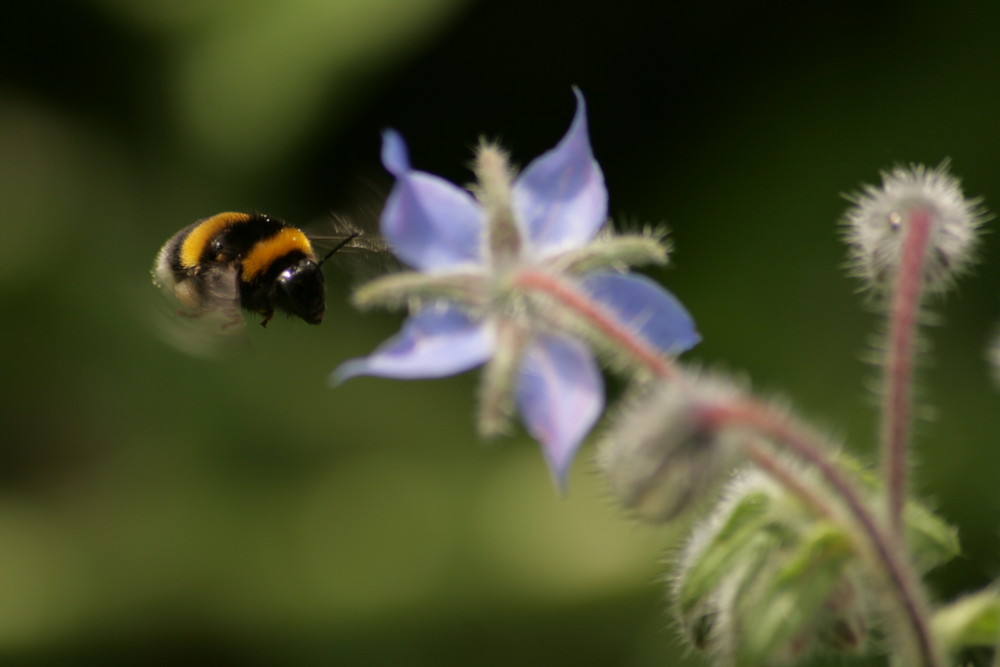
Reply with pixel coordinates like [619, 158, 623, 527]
[335, 91, 1000, 666]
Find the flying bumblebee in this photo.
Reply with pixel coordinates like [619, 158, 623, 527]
[152, 211, 379, 331]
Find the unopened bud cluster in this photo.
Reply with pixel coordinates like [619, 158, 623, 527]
[670, 458, 960, 666]
[672, 467, 871, 664]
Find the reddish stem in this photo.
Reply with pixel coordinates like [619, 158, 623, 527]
[883, 207, 932, 539]
[514, 269, 679, 379]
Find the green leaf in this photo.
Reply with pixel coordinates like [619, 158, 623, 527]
[837, 454, 960, 571]
[734, 522, 857, 666]
[932, 587, 1000, 653]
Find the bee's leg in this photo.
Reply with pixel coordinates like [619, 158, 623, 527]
[260, 310, 274, 328]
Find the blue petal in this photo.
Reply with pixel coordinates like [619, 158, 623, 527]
[513, 89, 608, 254]
[579, 272, 700, 354]
[380, 133, 484, 271]
[516, 333, 603, 488]
[332, 305, 492, 383]
[380, 129, 411, 175]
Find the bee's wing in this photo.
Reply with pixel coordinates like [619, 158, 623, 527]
[148, 262, 249, 357]
[198, 262, 244, 324]
[308, 212, 400, 282]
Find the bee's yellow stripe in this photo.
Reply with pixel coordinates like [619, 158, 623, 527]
[179, 212, 250, 269]
[241, 227, 315, 280]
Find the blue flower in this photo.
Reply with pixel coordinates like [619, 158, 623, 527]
[334, 90, 699, 486]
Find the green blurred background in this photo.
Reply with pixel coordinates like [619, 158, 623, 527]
[2, 1, 999, 664]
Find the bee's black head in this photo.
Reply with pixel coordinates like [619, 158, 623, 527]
[275, 259, 325, 324]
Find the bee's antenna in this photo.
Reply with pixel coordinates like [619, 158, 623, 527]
[317, 233, 359, 267]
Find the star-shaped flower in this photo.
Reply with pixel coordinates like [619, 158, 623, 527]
[334, 90, 699, 486]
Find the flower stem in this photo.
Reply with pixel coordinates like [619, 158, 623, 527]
[514, 269, 679, 379]
[882, 207, 932, 540]
[700, 399, 941, 667]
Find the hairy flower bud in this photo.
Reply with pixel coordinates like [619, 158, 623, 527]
[597, 370, 745, 522]
[843, 163, 984, 293]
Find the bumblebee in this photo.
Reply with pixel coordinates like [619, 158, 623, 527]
[153, 211, 358, 328]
